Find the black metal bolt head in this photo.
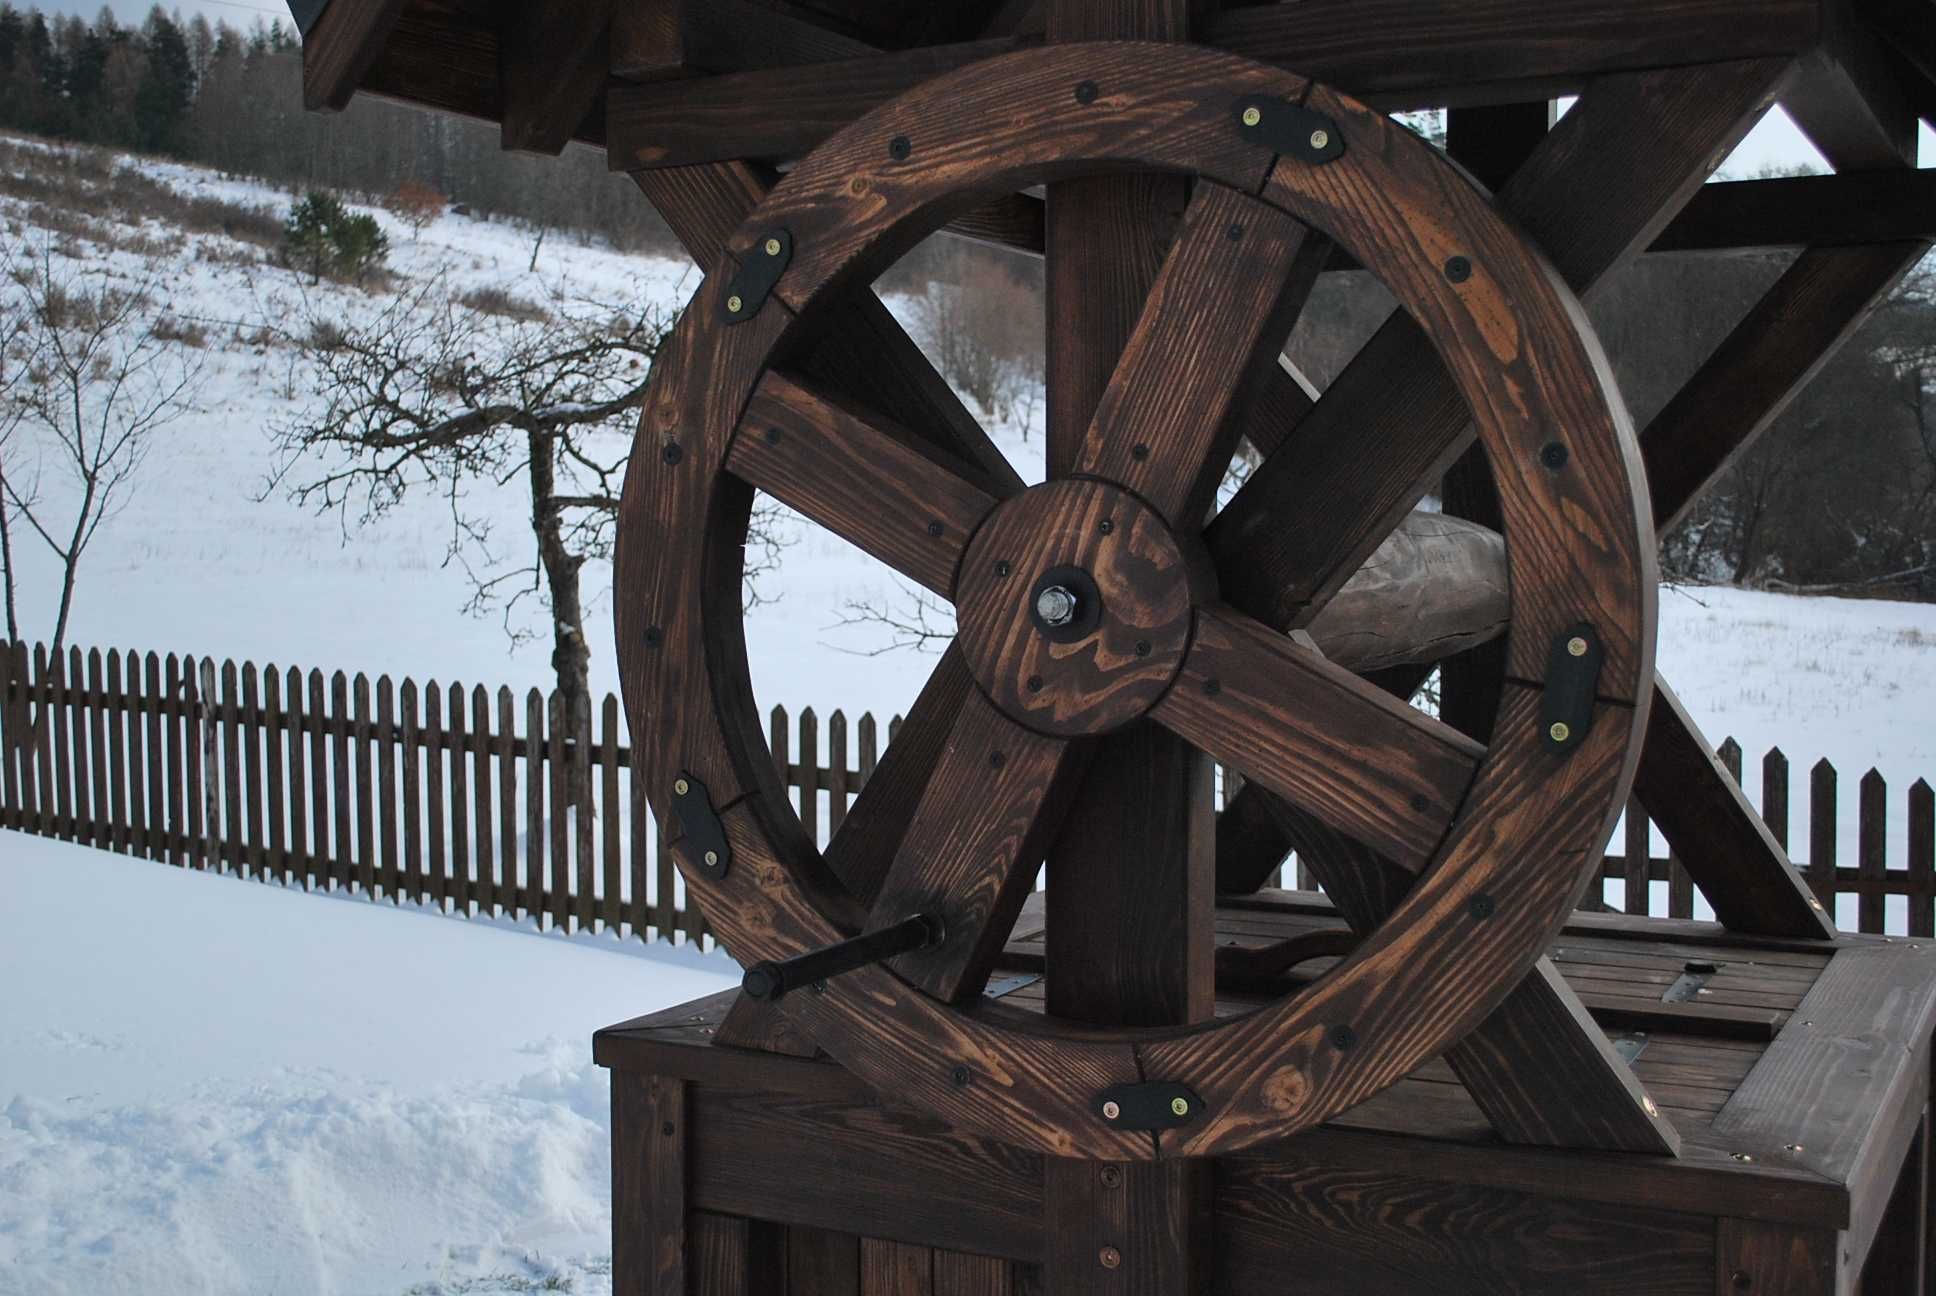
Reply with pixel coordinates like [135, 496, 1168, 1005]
[994, 559, 1012, 578]
[1468, 893, 1497, 920]
[1027, 675, 1044, 693]
[1098, 518, 1114, 535]
[951, 1064, 972, 1087]
[1444, 255, 1472, 283]
[1227, 223, 1244, 241]
[661, 442, 683, 464]
[1131, 443, 1150, 462]
[1134, 640, 1151, 657]
[765, 426, 782, 444]
[662, 1121, 675, 1136]
[1540, 440, 1570, 470]
[643, 626, 662, 648]
[1409, 793, 1430, 814]
[1330, 1024, 1357, 1050]
[888, 135, 912, 160]
[926, 520, 944, 538]
[989, 751, 1005, 770]
[1074, 80, 1099, 104]
[1204, 678, 1222, 696]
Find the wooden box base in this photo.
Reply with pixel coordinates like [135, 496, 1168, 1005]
[597, 895, 1936, 1295]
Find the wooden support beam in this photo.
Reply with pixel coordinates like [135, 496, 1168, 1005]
[1646, 239, 1929, 534]
[300, 0, 406, 112]
[612, 0, 876, 82]
[1044, 1160, 1212, 1293]
[1781, 0, 1921, 171]
[500, 0, 616, 156]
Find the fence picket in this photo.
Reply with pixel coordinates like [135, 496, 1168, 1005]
[473, 686, 495, 920]
[195, 659, 215, 871]
[1762, 747, 1789, 851]
[221, 661, 242, 876]
[264, 666, 286, 883]
[1859, 769, 1886, 934]
[1910, 780, 1933, 939]
[243, 663, 266, 878]
[449, 683, 470, 918]
[526, 690, 544, 926]
[574, 692, 594, 935]
[497, 688, 517, 920]
[285, 668, 306, 883]
[122, 649, 146, 857]
[142, 654, 164, 863]
[798, 708, 819, 847]
[1622, 797, 1648, 916]
[330, 672, 352, 892]
[548, 690, 570, 933]
[401, 678, 422, 903]
[163, 653, 182, 863]
[426, 681, 446, 911]
[601, 694, 621, 937]
[1810, 759, 1837, 911]
[50, 650, 72, 841]
[828, 710, 849, 833]
[377, 677, 398, 900]
[86, 650, 108, 850]
[354, 675, 375, 898]
[0, 644, 20, 830]
[68, 647, 91, 847]
[308, 670, 329, 888]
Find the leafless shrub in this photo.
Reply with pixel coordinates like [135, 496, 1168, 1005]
[909, 256, 1043, 421]
[383, 179, 446, 239]
[459, 285, 552, 324]
[150, 314, 209, 348]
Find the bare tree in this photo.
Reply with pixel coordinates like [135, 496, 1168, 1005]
[0, 245, 204, 653]
[271, 275, 786, 718]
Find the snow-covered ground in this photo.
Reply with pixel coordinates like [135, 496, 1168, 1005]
[0, 832, 737, 1295]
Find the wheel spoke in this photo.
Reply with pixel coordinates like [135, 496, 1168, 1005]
[1151, 604, 1482, 870]
[1071, 180, 1326, 527]
[864, 687, 1081, 1003]
[727, 371, 1004, 597]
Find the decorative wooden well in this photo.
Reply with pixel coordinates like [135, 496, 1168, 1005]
[297, 2, 1936, 1291]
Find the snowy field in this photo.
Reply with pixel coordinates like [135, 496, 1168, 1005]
[0, 833, 736, 1295]
[2, 136, 1935, 1292]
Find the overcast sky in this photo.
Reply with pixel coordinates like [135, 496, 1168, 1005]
[22, 0, 1936, 173]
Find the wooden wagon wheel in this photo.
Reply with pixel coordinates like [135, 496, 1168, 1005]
[615, 41, 1657, 1160]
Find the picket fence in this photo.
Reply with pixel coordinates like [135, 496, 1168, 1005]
[2, 640, 1932, 941]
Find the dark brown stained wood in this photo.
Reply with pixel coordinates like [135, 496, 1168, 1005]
[686, 1082, 1048, 1262]
[1151, 604, 1481, 870]
[609, 1072, 652, 1296]
[475, 688, 495, 918]
[262, 668, 283, 878]
[47, 653, 71, 840]
[301, 0, 405, 111]
[691, 1213, 786, 1295]
[1718, 1219, 1841, 1295]
[377, 678, 399, 899]
[0, 645, 19, 831]
[933, 1249, 1012, 1296]
[1813, 759, 1840, 910]
[1912, 780, 1934, 941]
[1071, 181, 1321, 526]
[728, 372, 999, 598]
[68, 650, 91, 846]
[1205, 0, 1813, 110]
[1046, 721, 1215, 1026]
[1653, 169, 1936, 254]
[142, 654, 163, 863]
[401, 679, 422, 900]
[354, 675, 375, 893]
[547, 692, 568, 928]
[788, 1225, 862, 1296]
[602, 695, 621, 934]
[1782, 0, 1921, 172]
[865, 688, 1076, 1002]
[1634, 679, 1837, 939]
[498, 689, 518, 918]
[1208, 59, 1783, 636]
[1862, 771, 1889, 937]
[612, 0, 876, 80]
[220, 661, 241, 870]
[450, 684, 472, 916]
[86, 651, 109, 854]
[283, 668, 303, 879]
[1218, 1156, 1715, 1295]
[713, 989, 820, 1057]
[943, 194, 1046, 257]
[354, 4, 502, 134]
[861, 1239, 932, 1295]
[1044, 1159, 1212, 1294]
[638, 1074, 688, 1296]
[608, 39, 1011, 168]
[307, 670, 328, 883]
[242, 663, 265, 875]
[329, 671, 352, 889]
[526, 690, 544, 922]
[1645, 240, 1928, 534]
[120, 651, 142, 855]
[1213, 778, 1290, 894]
[1859, 1115, 1926, 1293]
[499, 0, 615, 155]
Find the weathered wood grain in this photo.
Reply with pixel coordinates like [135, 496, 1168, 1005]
[1717, 1219, 1841, 1296]
[499, 0, 614, 155]
[301, 0, 405, 111]
[1044, 1159, 1212, 1294]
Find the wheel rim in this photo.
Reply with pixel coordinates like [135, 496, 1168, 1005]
[616, 41, 1656, 1159]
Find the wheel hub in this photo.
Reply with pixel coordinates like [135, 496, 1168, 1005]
[955, 479, 1199, 738]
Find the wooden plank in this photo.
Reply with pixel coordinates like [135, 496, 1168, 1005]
[402, 679, 422, 902]
[1862, 770, 1889, 935]
[788, 1226, 862, 1296]
[612, 0, 875, 81]
[692, 1213, 786, 1296]
[615, 1072, 687, 1296]
[1646, 241, 1929, 535]
[301, 0, 406, 111]
[330, 671, 352, 891]
[1718, 1219, 1841, 1295]
[1912, 780, 1934, 940]
[49, 650, 71, 841]
[932, 1251, 1011, 1296]
[1651, 170, 1936, 255]
[1634, 679, 1836, 938]
[798, 707, 818, 848]
[220, 660, 241, 873]
[1043, 1159, 1211, 1295]
[499, 0, 615, 156]
[1813, 759, 1840, 913]
[86, 650, 108, 853]
[0, 643, 19, 831]
[498, 688, 517, 919]
[308, 670, 329, 887]
[377, 677, 399, 900]
[264, 666, 286, 883]
[450, 681, 471, 916]
[243, 662, 265, 878]
[68, 649, 90, 848]
[1781, 1, 1920, 172]
[428, 681, 448, 910]
[603, 694, 622, 935]
[549, 691, 570, 931]
[861, 1239, 932, 1296]
[1860, 1116, 1927, 1293]
[826, 709, 848, 836]
[527, 689, 545, 925]
[286, 668, 306, 882]
[575, 692, 594, 932]
[1766, 747, 1792, 852]
[142, 653, 163, 862]
[1626, 795, 1652, 916]
[474, 686, 496, 919]
[354, 674, 375, 893]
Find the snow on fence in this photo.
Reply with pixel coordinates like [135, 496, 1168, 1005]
[2, 639, 1933, 940]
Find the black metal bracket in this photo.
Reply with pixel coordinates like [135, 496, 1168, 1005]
[1095, 1081, 1205, 1131]
[1663, 959, 1723, 1003]
[742, 913, 944, 1002]
[1232, 95, 1345, 165]
[672, 771, 732, 880]
[721, 228, 791, 324]
[1541, 623, 1603, 755]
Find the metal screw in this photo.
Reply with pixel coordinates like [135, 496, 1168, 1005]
[1036, 585, 1079, 627]
[1100, 1166, 1122, 1188]
[1099, 1247, 1122, 1270]
[1784, 1143, 1804, 1153]
[927, 520, 944, 538]
[1027, 675, 1044, 693]
[662, 442, 683, 464]
[644, 627, 662, 648]
[1731, 1270, 1752, 1291]
[1444, 255, 1472, 283]
[1567, 636, 1589, 657]
[1549, 721, 1571, 743]
[994, 560, 1012, 578]
[1241, 105, 1262, 127]
[888, 135, 911, 160]
[1134, 640, 1151, 657]
[725, 293, 744, 313]
[1227, 223, 1244, 241]
[703, 849, 719, 867]
[1170, 1096, 1189, 1117]
[1131, 443, 1150, 461]
[1540, 441, 1569, 470]
[1642, 1096, 1658, 1117]
[1101, 1100, 1121, 1120]
[1731, 1152, 1755, 1163]
[674, 777, 690, 796]
[1409, 794, 1430, 814]
[1330, 1024, 1356, 1050]
[763, 237, 782, 256]
[1469, 893, 1496, 920]
[990, 752, 1005, 770]
[1074, 80, 1099, 104]
[1098, 518, 1114, 535]
[951, 1064, 971, 1087]
[1204, 678, 1221, 696]
[1309, 128, 1330, 150]
[764, 426, 782, 444]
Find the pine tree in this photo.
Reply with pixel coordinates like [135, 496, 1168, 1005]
[135, 8, 193, 153]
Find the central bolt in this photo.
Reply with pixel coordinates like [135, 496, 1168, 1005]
[1035, 585, 1079, 628]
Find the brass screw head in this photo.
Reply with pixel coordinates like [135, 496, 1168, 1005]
[674, 777, 690, 796]
[1642, 1096, 1658, 1117]
[764, 237, 782, 256]
[703, 850, 719, 867]
[1099, 1247, 1122, 1270]
[1567, 636, 1589, 657]
[1309, 128, 1330, 150]
[1548, 721, 1571, 743]
[1169, 1096, 1189, 1117]
[1101, 1101, 1121, 1120]
[726, 293, 744, 313]
[1241, 105, 1262, 127]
